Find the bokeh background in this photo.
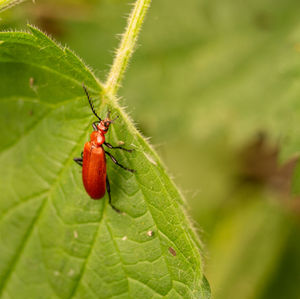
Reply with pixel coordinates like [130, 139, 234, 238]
[3, 0, 300, 298]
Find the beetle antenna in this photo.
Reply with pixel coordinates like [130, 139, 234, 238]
[82, 84, 101, 121]
[109, 115, 119, 123]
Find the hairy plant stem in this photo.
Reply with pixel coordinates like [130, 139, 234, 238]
[104, 0, 151, 97]
[0, 0, 26, 12]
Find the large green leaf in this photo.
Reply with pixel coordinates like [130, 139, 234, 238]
[0, 26, 209, 298]
[48, 0, 300, 298]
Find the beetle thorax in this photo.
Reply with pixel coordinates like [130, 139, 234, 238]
[90, 131, 105, 146]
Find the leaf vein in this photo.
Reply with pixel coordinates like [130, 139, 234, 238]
[0, 198, 47, 296]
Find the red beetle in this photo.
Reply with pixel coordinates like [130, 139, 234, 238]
[74, 85, 135, 212]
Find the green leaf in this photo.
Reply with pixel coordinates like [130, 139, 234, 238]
[48, 0, 299, 298]
[0, 25, 209, 298]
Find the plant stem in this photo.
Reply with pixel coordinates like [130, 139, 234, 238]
[0, 0, 26, 12]
[104, 0, 151, 96]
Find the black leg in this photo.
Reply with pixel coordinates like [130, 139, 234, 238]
[105, 151, 136, 173]
[73, 157, 83, 167]
[104, 142, 134, 153]
[106, 175, 121, 213]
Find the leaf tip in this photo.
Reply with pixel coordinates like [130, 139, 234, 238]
[26, 23, 60, 48]
[26, 23, 40, 35]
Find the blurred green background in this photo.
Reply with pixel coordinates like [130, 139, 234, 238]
[3, 0, 300, 298]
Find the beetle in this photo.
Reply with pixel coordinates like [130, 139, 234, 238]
[74, 84, 135, 212]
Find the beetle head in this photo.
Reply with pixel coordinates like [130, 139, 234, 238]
[97, 110, 118, 134]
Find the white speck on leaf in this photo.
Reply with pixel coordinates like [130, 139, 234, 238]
[147, 230, 154, 237]
[122, 236, 127, 241]
[73, 230, 78, 239]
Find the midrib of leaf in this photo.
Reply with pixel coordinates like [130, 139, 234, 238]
[0, 198, 46, 293]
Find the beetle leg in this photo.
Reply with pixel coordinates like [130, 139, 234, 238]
[106, 175, 121, 213]
[92, 122, 99, 131]
[73, 157, 83, 167]
[104, 142, 134, 153]
[105, 151, 136, 173]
